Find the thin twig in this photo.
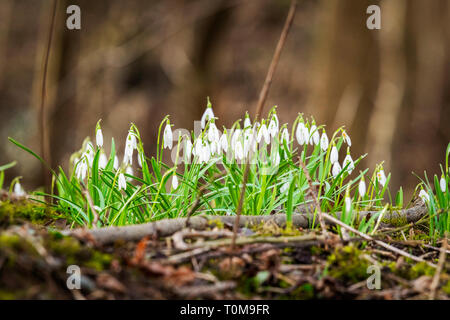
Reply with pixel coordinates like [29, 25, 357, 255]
[429, 233, 448, 299]
[232, 0, 298, 250]
[39, 0, 57, 191]
[84, 190, 99, 228]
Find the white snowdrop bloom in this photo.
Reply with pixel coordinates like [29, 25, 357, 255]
[272, 151, 280, 167]
[200, 106, 215, 129]
[332, 161, 342, 178]
[172, 174, 179, 190]
[280, 181, 290, 193]
[295, 122, 308, 145]
[126, 165, 133, 177]
[14, 182, 26, 196]
[234, 141, 244, 161]
[268, 116, 279, 138]
[118, 172, 126, 191]
[330, 146, 339, 164]
[96, 127, 103, 148]
[199, 141, 211, 163]
[281, 127, 290, 145]
[219, 133, 228, 153]
[377, 169, 387, 187]
[184, 139, 193, 162]
[440, 175, 447, 193]
[163, 123, 173, 149]
[344, 196, 352, 214]
[99, 152, 108, 169]
[309, 125, 320, 145]
[358, 178, 366, 197]
[343, 154, 355, 174]
[137, 152, 143, 168]
[75, 158, 88, 181]
[244, 114, 252, 129]
[231, 129, 242, 150]
[342, 130, 352, 146]
[419, 189, 430, 203]
[113, 155, 119, 170]
[320, 132, 329, 151]
[210, 139, 218, 155]
[124, 131, 137, 164]
[208, 122, 220, 142]
[257, 123, 270, 144]
[85, 142, 95, 166]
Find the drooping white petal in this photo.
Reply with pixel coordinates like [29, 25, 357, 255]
[358, 179, 366, 197]
[377, 169, 387, 187]
[118, 173, 126, 190]
[309, 125, 320, 145]
[440, 176, 447, 193]
[113, 155, 119, 170]
[184, 139, 193, 163]
[14, 182, 26, 196]
[163, 124, 173, 149]
[330, 146, 339, 164]
[296, 122, 307, 145]
[219, 133, 228, 153]
[281, 127, 290, 145]
[244, 115, 252, 129]
[344, 196, 352, 213]
[172, 174, 179, 189]
[343, 154, 355, 174]
[280, 181, 290, 193]
[272, 151, 280, 167]
[419, 189, 430, 203]
[96, 128, 103, 148]
[320, 132, 329, 151]
[268, 118, 278, 138]
[342, 130, 352, 146]
[332, 161, 342, 178]
[200, 108, 215, 129]
[235, 141, 244, 161]
[99, 152, 108, 169]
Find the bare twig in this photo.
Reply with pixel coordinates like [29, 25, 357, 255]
[84, 190, 99, 228]
[39, 0, 57, 191]
[429, 233, 448, 299]
[232, 0, 298, 249]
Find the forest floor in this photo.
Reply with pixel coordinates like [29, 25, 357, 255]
[0, 196, 449, 300]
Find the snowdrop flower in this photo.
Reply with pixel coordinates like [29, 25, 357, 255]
[330, 145, 339, 164]
[320, 131, 329, 151]
[280, 181, 290, 193]
[419, 189, 430, 203]
[440, 175, 447, 193]
[200, 141, 211, 163]
[280, 127, 290, 145]
[14, 182, 26, 196]
[200, 99, 215, 129]
[219, 131, 228, 153]
[272, 151, 280, 167]
[113, 155, 119, 170]
[163, 122, 173, 150]
[126, 165, 133, 177]
[184, 138, 193, 162]
[172, 174, 179, 189]
[344, 195, 352, 213]
[332, 161, 342, 178]
[137, 152, 143, 168]
[295, 122, 308, 145]
[343, 153, 355, 174]
[124, 130, 137, 164]
[75, 158, 88, 181]
[358, 178, 366, 197]
[208, 121, 220, 142]
[309, 124, 320, 145]
[244, 113, 252, 129]
[257, 121, 270, 144]
[96, 124, 103, 148]
[231, 129, 242, 150]
[99, 152, 108, 169]
[268, 116, 279, 138]
[342, 130, 352, 146]
[377, 169, 387, 187]
[118, 172, 126, 191]
[234, 141, 244, 161]
[85, 142, 95, 166]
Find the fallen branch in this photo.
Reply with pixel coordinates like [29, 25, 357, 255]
[67, 204, 427, 245]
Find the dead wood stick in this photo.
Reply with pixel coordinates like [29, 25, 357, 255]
[232, 0, 298, 249]
[67, 204, 427, 245]
[429, 233, 448, 299]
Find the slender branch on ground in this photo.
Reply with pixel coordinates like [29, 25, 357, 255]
[429, 233, 448, 299]
[232, 0, 298, 250]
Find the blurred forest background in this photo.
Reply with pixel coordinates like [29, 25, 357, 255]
[0, 0, 449, 199]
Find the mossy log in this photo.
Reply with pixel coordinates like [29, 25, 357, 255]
[68, 204, 427, 244]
